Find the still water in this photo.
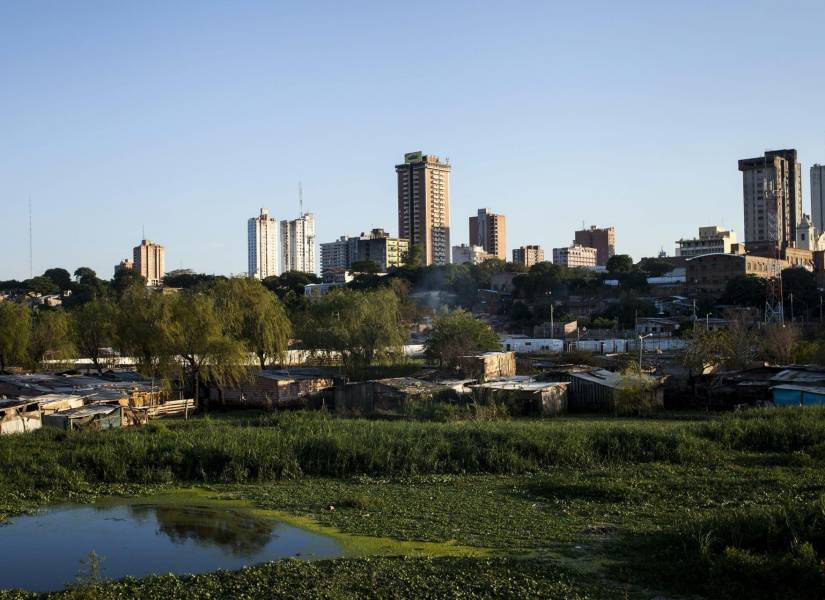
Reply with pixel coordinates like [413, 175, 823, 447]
[0, 497, 344, 592]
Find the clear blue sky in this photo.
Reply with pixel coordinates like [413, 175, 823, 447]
[2, 1, 824, 280]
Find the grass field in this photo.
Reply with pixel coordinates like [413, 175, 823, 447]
[1, 409, 824, 598]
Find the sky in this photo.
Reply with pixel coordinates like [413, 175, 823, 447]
[2, 0, 825, 280]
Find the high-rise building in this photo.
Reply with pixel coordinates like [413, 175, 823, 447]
[512, 245, 545, 267]
[812, 164, 825, 234]
[574, 226, 615, 266]
[739, 150, 802, 248]
[320, 229, 410, 274]
[552, 244, 598, 268]
[469, 208, 506, 260]
[280, 213, 316, 274]
[396, 151, 451, 265]
[247, 208, 278, 279]
[133, 239, 165, 286]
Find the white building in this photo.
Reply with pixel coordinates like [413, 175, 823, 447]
[247, 208, 278, 279]
[452, 244, 492, 265]
[795, 213, 825, 251]
[812, 164, 825, 234]
[552, 244, 597, 268]
[675, 226, 737, 258]
[281, 213, 317, 275]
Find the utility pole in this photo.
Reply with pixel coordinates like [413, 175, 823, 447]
[706, 312, 712, 331]
[28, 197, 33, 279]
[638, 333, 653, 377]
[790, 293, 794, 322]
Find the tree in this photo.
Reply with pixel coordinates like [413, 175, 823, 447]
[24, 276, 60, 296]
[615, 364, 658, 416]
[720, 275, 766, 307]
[761, 324, 800, 366]
[606, 254, 634, 275]
[618, 271, 649, 292]
[29, 310, 75, 369]
[163, 291, 247, 415]
[638, 257, 673, 277]
[65, 267, 108, 308]
[425, 308, 500, 369]
[74, 299, 117, 374]
[115, 287, 170, 377]
[111, 268, 147, 298]
[43, 268, 72, 291]
[402, 244, 424, 268]
[603, 292, 656, 329]
[301, 288, 407, 376]
[351, 260, 380, 274]
[214, 278, 291, 369]
[782, 268, 818, 319]
[0, 302, 32, 371]
[263, 271, 320, 312]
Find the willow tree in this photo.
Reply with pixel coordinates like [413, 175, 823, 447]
[73, 298, 117, 374]
[116, 287, 171, 378]
[0, 302, 32, 371]
[424, 308, 500, 369]
[301, 288, 406, 377]
[163, 290, 247, 416]
[214, 278, 291, 369]
[29, 309, 75, 370]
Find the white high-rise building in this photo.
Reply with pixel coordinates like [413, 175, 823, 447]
[281, 213, 316, 274]
[247, 208, 278, 279]
[812, 164, 825, 234]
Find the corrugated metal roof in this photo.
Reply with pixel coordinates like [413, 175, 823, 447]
[772, 384, 825, 395]
[53, 403, 120, 418]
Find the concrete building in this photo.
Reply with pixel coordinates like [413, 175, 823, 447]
[739, 150, 802, 248]
[812, 164, 825, 234]
[553, 244, 598, 268]
[676, 226, 737, 258]
[133, 240, 165, 286]
[686, 253, 790, 297]
[452, 244, 493, 265]
[469, 208, 506, 261]
[396, 151, 451, 266]
[574, 226, 615, 266]
[114, 259, 134, 276]
[247, 208, 278, 279]
[512, 245, 545, 267]
[281, 213, 316, 275]
[321, 229, 409, 274]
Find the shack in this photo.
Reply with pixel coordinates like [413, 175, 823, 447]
[0, 399, 42, 434]
[35, 394, 85, 415]
[42, 403, 123, 431]
[569, 369, 665, 413]
[470, 377, 569, 417]
[209, 368, 336, 409]
[771, 385, 825, 407]
[458, 352, 516, 383]
[335, 377, 455, 417]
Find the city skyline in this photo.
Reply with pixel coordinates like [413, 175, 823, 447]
[2, 2, 825, 280]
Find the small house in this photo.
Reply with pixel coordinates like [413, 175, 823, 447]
[42, 403, 122, 431]
[209, 368, 336, 409]
[458, 351, 516, 383]
[335, 377, 455, 417]
[0, 399, 42, 435]
[771, 385, 825, 407]
[470, 377, 569, 417]
[569, 369, 665, 413]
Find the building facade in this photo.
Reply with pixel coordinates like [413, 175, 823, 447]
[320, 229, 409, 274]
[469, 208, 506, 260]
[396, 151, 451, 266]
[686, 253, 790, 297]
[452, 244, 493, 265]
[573, 226, 615, 266]
[812, 164, 825, 234]
[739, 150, 802, 248]
[512, 245, 545, 267]
[676, 226, 737, 258]
[247, 208, 278, 279]
[133, 239, 165, 286]
[552, 244, 598, 268]
[280, 213, 316, 274]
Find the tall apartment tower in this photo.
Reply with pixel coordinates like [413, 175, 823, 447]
[573, 226, 615, 266]
[396, 151, 451, 265]
[469, 208, 506, 260]
[512, 245, 545, 267]
[812, 164, 825, 234]
[247, 208, 278, 279]
[133, 239, 165, 286]
[280, 213, 316, 274]
[739, 150, 801, 248]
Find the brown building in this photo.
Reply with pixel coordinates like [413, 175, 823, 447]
[396, 151, 451, 266]
[746, 241, 814, 270]
[686, 253, 790, 297]
[739, 149, 802, 248]
[574, 226, 615, 266]
[469, 208, 506, 260]
[512, 245, 545, 267]
[133, 239, 165, 286]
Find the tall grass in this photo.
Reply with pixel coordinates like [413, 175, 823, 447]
[697, 406, 825, 454]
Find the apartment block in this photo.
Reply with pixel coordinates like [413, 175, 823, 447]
[739, 149, 802, 248]
[320, 229, 409, 273]
[512, 245, 545, 267]
[247, 208, 278, 279]
[812, 164, 825, 234]
[469, 208, 506, 260]
[133, 239, 165, 286]
[452, 244, 493, 265]
[676, 226, 737, 258]
[396, 151, 451, 265]
[552, 244, 598, 268]
[281, 213, 316, 275]
[574, 226, 615, 266]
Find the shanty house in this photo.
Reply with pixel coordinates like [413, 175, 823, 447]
[0, 399, 42, 434]
[772, 385, 825, 407]
[458, 352, 516, 383]
[335, 377, 455, 417]
[42, 403, 122, 431]
[569, 369, 665, 413]
[470, 377, 569, 417]
[209, 368, 336, 409]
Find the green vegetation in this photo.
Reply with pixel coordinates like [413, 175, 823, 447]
[424, 308, 500, 368]
[2, 410, 825, 598]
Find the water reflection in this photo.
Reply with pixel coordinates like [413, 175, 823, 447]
[128, 504, 274, 557]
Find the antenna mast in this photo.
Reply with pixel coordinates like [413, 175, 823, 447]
[299, 181, 303, 217]
[28, 197, 33, 278]
[763, 153, 785, 326]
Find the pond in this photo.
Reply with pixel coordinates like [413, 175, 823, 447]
[0, 494, 345, 592]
